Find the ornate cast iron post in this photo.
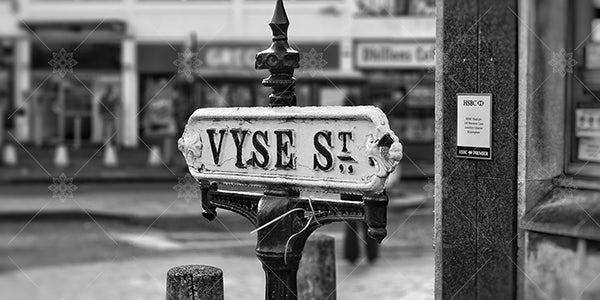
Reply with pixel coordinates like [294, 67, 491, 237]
[255, 0, 299, 107]
[255, 1, 304, 298]
[179, 1, 402, 299]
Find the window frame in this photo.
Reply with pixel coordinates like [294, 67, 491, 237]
[566, 0, 600, 179]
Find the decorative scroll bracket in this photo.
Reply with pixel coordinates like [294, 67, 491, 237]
[199, 182, 388, 243]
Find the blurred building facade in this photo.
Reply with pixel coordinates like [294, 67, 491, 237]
[2, 0, 434, 177]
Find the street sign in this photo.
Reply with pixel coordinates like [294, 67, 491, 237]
[178, 106, 402, 193]
[174, 2, 401, 299]
[456, 93, 492, 160]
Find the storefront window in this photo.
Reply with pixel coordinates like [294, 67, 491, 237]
[28, 74, 111, 146]
[26, 23, 123, 146]
[569, 0, 600, 177]
[29, 76, 59, 145]
[353, 70, 434, 178]
[354, 0, 435, 17]
[0, 40, 13, 135]
[317, 86, 360, 107]
[202, 83, 255, 108]
[360, 71, 434, 143]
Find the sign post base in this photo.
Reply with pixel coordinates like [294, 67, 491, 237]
[255, 188, 304, 300]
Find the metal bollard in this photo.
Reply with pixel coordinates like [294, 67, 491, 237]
[166, 265, 224, 300]
[298, 234, 337, 300]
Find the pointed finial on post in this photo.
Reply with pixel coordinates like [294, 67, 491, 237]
[269, 0, 290, 38]
[255, 0, 299, 107]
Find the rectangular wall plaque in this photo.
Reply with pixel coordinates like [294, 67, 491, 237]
[456, 93, 492, 160]
[578, 138, 600, 163]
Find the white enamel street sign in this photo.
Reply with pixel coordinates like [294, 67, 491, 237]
[456, 93, 492, 160]
[178, 106, 403, 193]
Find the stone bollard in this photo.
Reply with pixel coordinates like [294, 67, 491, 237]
[2, 143, 18, 166]
[53, 143, 69, 167]
[298, 234, 337, 300]
[148, 145, 162, 166]
[166, 265, 224, 300]
[103, 143, 118, 167]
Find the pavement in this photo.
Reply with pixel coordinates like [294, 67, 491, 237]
[0, 251, 433, 300]
[0, 181, 434, 299]
[0, 180, 432, 225]
[1, 146, 181, 183]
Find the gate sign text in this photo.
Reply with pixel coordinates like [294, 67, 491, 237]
[178, 106, 403, 193]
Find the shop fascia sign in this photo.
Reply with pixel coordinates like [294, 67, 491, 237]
[199, 44, 338, 70]
[202, 45, 262, 69]
[178, 106, 403, 194]
[355, 41, 434, 69]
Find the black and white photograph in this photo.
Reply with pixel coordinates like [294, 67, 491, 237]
[0, 0, 598, 299]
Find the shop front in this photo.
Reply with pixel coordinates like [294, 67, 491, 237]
[354, 40, 435, 178]
[23, 21, 126, 148]
[0, 38, 15, 147]
[137, 41, 365, 146]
